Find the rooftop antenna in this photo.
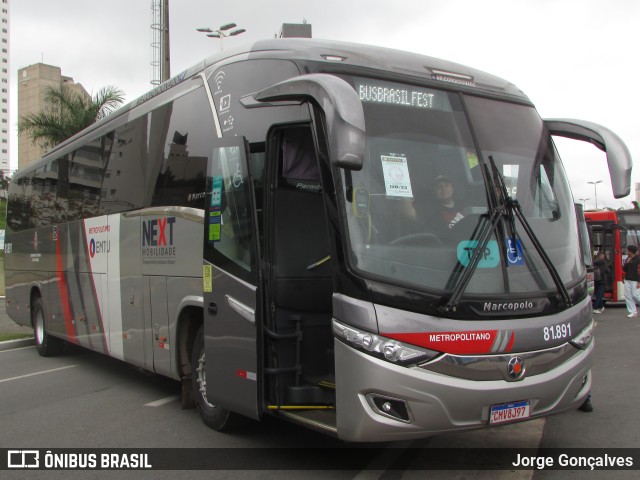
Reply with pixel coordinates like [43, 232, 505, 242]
[150, 0, 170, 86]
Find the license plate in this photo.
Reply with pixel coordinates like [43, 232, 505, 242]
[489, 400, 530, 424]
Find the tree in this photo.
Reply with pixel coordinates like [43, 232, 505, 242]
[18, 85, 125, 151]
[0, 171, 9, 199]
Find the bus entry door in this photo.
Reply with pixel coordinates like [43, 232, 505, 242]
[203, 136, 261, 420]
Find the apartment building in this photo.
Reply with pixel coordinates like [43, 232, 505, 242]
[1, 0, 9, 176]
[17, 63, 89, 170]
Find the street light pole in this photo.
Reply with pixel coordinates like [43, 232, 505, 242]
[579, 198, 590, 208]
[196, 23, 246, 51]
[588, 180, 603, 209]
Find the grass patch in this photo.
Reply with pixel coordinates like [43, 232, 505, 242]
[0, 332, 33, 342]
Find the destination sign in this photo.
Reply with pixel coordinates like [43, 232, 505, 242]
[355, 79, 450, 111]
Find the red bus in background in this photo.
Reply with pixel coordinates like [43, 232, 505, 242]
[584, 209, 640, 303]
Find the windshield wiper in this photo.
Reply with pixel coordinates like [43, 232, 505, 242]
[442, 156, 572, 313]
[489, 156, 572, 308]
[442, 207, 503, 313]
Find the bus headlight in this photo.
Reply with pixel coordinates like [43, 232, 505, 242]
[332, 319, 439, 366]
[570, 320, 595, 349]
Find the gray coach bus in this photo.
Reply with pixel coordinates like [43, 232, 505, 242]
[5, 39, 632, 441]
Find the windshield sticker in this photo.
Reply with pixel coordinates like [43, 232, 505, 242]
[203, 265, 213, 293]
[208, 211, 221, 244]
[208, 176, 223, 244]
[505, 238, 525, 266]
[457, 240, 500, 268]
[466, 152, 479, 170]
[211, 176, 223, 208]
[381, 154, 413, 198]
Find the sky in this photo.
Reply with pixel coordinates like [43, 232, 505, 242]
[9, 0, 639, 209]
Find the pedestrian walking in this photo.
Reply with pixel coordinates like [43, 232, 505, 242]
[592, 251, 609, 314]
[622, 244, 640, 317]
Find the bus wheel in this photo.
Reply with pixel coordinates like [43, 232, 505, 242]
[192, 326, 243, 431]
[33, 297, 64, 357]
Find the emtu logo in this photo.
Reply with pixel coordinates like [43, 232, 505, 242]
[142, 217, 176, 246]
[89, 238, 110, 258]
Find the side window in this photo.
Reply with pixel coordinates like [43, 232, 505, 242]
[7, 175, 31, 232]
[279, 126, 320, 190]
[100, 118, 147, 214]
[31, 161, 59, 228]
[149, 86, 213, 208]
[204, 139, 257, 283]
[533, 163, 560, 219]
[56, 154, 70, 223]
[249, 147, 265, 243]
[69, 136, 107, 220]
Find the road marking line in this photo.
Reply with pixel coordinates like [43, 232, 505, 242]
[145, 394, 180, 407]
[0, 345, 36, 353]
[0, 365, 78, 383]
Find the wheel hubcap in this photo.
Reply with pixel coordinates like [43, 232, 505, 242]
[196, 351, 215, 408]
[35, 311, 44, 345]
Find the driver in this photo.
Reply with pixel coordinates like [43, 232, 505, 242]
[405, 174, 466, 243]
[431, 175, 465, 230]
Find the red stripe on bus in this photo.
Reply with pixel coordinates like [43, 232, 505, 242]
[505, 332, 515, 352]
[382, 330, 498, 355]
[83, 220, 109, 353]
[56, 234, 77, 343]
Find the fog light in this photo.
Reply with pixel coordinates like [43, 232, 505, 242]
[367, 394, 411, 423]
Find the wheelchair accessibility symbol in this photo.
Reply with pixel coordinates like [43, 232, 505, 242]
[505, 238, 525, 266]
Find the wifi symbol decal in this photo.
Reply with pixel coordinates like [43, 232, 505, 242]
[214, 71, 226, 91]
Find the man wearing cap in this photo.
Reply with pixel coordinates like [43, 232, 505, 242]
[432, 175, 465, 230]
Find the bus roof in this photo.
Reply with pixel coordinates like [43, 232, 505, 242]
[18, 38, 531, 176]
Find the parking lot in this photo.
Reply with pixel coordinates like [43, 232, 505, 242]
[1, 302, 638, 479]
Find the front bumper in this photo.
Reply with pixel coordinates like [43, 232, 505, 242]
[335, 337, 592, 442]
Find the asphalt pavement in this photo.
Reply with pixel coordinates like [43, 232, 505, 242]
[1, 299, 638, 479]
[0, 297, 34, 350]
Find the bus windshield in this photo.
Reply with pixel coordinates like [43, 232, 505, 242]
[342, 77, 582, 296]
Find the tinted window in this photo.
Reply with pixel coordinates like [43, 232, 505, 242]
[150, 86, 212, 208]
[204, 139, 257, 284]
[31, 161, 59, 228]
[68, 136, 108, 220]
[7, 172, 34, 231]
[100, 117, 147, 214]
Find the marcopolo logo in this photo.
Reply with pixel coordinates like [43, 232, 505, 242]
[483, 301, 535, 313]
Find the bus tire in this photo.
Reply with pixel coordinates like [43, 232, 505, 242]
[33, 297, 64, 357]
[191, 326, 244, 431]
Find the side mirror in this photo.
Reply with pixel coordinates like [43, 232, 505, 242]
[544, 118, 632, 199]
[253, 74, 365, 171]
